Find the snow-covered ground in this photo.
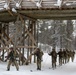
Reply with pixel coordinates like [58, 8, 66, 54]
[0, 53, 76, 75]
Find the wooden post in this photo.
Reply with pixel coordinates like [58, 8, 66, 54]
[19, 48, 21, 65]
[0, 23, 2, 60]
[22, 21, 25, 65]
[34, 21, 36, 63]
[27, 20, 30, 62]
[0, 23, 2, 40]
[6, 23, 9, 55]
[2, 23, 6, 61]
[6, 23, 9, 41]
[36, 21, 38, 46]
[0, 23, 2, 46]
[29, 20, 33, 63]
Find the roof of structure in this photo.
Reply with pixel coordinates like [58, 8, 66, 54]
[0, 0, 76, 22]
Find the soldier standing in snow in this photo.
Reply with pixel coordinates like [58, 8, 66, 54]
[63, 49, 67, 64]
[48, 48, 57, 69]
[57, 49, 63, 66]
[5, 47, 19, 71]
[32, 48, 43, 70]
[71, 50, 75, 62]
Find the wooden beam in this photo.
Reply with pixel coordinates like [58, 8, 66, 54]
[21, 34, 28, 43]
[16, 45, 36, 48]
[0, 8, 76, 22]
[18, 9, 76, 14]
[0, 40, 9, 51]
[24, 26, 37, 45]
[18, 13, 37, 45]
[1, 32, 16, 45]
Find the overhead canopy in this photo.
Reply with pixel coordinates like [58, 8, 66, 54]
[0, 0, 76, 22]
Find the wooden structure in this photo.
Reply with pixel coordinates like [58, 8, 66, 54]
[0, 0, 76, 64]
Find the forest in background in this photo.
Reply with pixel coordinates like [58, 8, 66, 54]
[36, 20, 76, 50]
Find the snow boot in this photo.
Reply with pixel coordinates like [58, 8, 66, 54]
[7, 68, 10, 71]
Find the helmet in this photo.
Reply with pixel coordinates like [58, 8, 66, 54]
[37, 48, 40, 51]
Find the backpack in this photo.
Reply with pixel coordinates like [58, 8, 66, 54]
[9, 51, 15, 60]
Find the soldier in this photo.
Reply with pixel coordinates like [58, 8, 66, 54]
[48, 48, 57, 69]
[5, 47, 19, 71]
[57, 49, 63, 66]
[68, 50, 72, 62]
[32, 48, 43, 70]
[63, 49, 67, 64]
[71, 50, 75, 62]
[66, 49, 71, 63]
